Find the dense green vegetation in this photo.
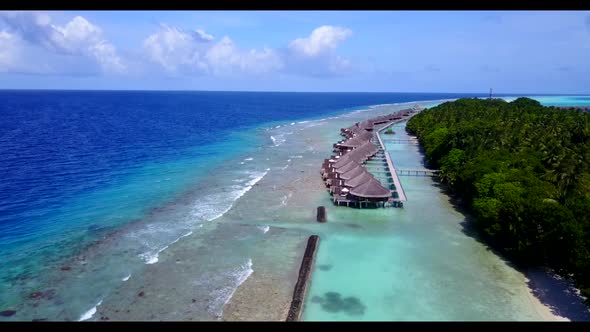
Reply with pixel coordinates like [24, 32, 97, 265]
[385, 128, 395, 134]
[407, 97, 590, 300]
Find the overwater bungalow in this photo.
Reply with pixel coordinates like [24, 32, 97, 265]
[321, 108, 415, 208]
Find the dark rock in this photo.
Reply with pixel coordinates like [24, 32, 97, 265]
[43, 289, 57, 300]
[316, 206, 327, 223]
[344, 223, 362, 229]
[0, 310, 16, 317]
[32, 318, 48, 322]
[29, 291, 44, 300]
[60, 266, 71, 271]
[317, 264, 332, 271]
[138, 291, 144, 297]
[325, 292, 340, 300]
[192, 299, 196, 303]
[317, 292, 367, 316]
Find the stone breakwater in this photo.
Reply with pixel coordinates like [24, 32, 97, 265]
[287, 235, 320, 321]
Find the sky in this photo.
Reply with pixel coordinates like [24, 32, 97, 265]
[0, 10, 589, 94]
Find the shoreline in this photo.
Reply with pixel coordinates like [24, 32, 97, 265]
[298, 111, 587, 321]
[222, 100, 588, 322]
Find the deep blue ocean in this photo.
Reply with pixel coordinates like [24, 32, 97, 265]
[1, 90, 575, 319]
[0, 91, 488, 250]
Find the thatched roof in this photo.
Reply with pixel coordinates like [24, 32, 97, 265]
[333, 155, 352, 168]
[339, 131, 373, 148]
[344, 170, 374, 188]
[349, 178, 391, 198]
[335, 160, 360, 173]
[339, 165, 366, 180]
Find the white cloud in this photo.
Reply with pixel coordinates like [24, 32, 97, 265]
[280, 25, 354, 77]
[143, 24, 351, 78]
[205, 36, 282, 76]
[0, 30, 18, 70]
[143, 24, 214, 75]
[0, 11, 125, 74]
[288, 25, 352, 57]
[143, 24, 282, 77]
[1, 14, 353, 79]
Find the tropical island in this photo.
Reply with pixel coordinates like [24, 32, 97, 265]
[406, 97, 590, 301]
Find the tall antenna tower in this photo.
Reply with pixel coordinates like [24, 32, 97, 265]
[489, 88, 493, 99]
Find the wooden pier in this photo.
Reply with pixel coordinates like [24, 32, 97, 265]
[375, 120, 409, 203]
[385, 151, 407, 202]
[396, 169, 439, 177]
[381, 138, 419, 144]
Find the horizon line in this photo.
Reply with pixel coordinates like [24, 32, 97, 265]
[0, 88, 587, 96]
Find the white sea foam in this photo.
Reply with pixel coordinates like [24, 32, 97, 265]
[244, 157, 253, 161]
[270, 134, 286, 146]
[140, 250, 162, 264]
[275, 125, 281, 128]
[139, 229, 196, 264]
[281, 164, 290, 170]
[122, 274, 131, 281]
[289, 155, 303, 158]
[301, 122, 323, 129]
[78, 300, 103, 321]
[191, 170, 269, 223]
[209, 258, 254, 320]
[291, 122, 295, 125]
[257, 225, 270, 234]
[280, 192, 292, 206]
[132, 167, 268, 267]
[239, 161, 245, 165]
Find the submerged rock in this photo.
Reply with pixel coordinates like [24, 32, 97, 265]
[0, 310, 16, 317]
[344, 223, 362, 229]
[317, 292, 367, 316]
[29, 291, 44, 300]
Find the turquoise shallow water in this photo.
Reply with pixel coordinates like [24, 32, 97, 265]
[502, 95, 590, 106]
[302, 97, 590, 321]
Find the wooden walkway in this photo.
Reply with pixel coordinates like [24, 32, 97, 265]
[375, 120, 408, 202]
[397, 169, 439, 177]
[385, 151, 407, 202]
[381, 138, 419, 144]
